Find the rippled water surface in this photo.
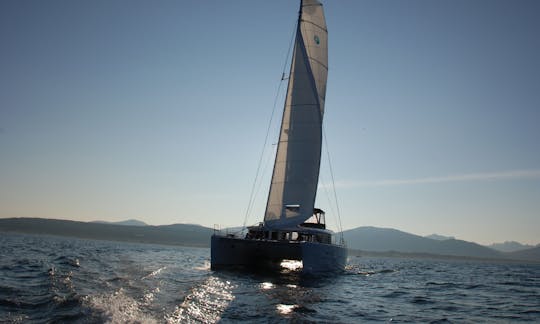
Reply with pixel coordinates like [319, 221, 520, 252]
[1, 233, 539, 323]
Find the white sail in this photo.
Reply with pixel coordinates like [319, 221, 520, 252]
[264, 0, 328, 228]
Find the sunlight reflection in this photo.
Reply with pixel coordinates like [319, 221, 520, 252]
[276, 303, 297, 315]
[280, 259, 303, 271]
[166, 276, 235, 323]
[260, 282, 274, 290]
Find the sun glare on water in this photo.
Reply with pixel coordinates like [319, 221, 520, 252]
[280, 260, 303, 271]
[260, 282, 274, 290]
[276, 304, 297, 315]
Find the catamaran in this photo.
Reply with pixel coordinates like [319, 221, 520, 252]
[211, 0, 347, 274]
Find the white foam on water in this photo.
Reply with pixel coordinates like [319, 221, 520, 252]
[83, 288, 158, 324]
[165, 276, 235, 323]
[142, 266, 167, 280]
[193, 261, 211, 271]
[143, 287, 160, 305]
[3, 313, 29, 324]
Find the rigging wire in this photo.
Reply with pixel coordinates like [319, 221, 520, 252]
[322, 126, 345, 245]
[241, 20, 298, 230]
[318, 175, 338, 230]
[251, 143, 277, 215]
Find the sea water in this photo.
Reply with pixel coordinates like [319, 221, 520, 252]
[1, 233, 539, 323]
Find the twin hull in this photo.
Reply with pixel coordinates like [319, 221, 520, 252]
[211, 235, 347, 274]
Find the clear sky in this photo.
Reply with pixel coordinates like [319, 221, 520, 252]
[1, 0, 539, 245]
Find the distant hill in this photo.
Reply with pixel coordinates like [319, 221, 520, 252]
[92, 219, 148, 226]
[425, 234, 455, 241]
[504, 246, 540, 261]
[0, 217, 212, 247]
[488, 241, 535, 253]
[343, 226, 504, 260]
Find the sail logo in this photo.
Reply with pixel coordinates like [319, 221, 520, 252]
[314, 35, 320, 45]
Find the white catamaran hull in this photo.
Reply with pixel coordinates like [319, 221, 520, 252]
[211, 235, 347, 274]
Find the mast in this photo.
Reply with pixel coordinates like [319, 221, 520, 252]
[264, 0, 328, 229]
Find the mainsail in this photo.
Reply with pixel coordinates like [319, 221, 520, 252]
[264, 0, 328, 228]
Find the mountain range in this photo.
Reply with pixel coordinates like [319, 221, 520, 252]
[91, 219, 148, 226]
[343, 226, 521, 260]
[487, 241, 537, 253]
[425, 234, 455, 241]
[1, 217, 538, 262]
[0, 217, 212, 247]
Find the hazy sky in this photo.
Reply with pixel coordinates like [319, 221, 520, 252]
[1, 0, 539, 245]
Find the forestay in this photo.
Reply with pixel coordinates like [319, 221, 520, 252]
[264, 0, 328, 229]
